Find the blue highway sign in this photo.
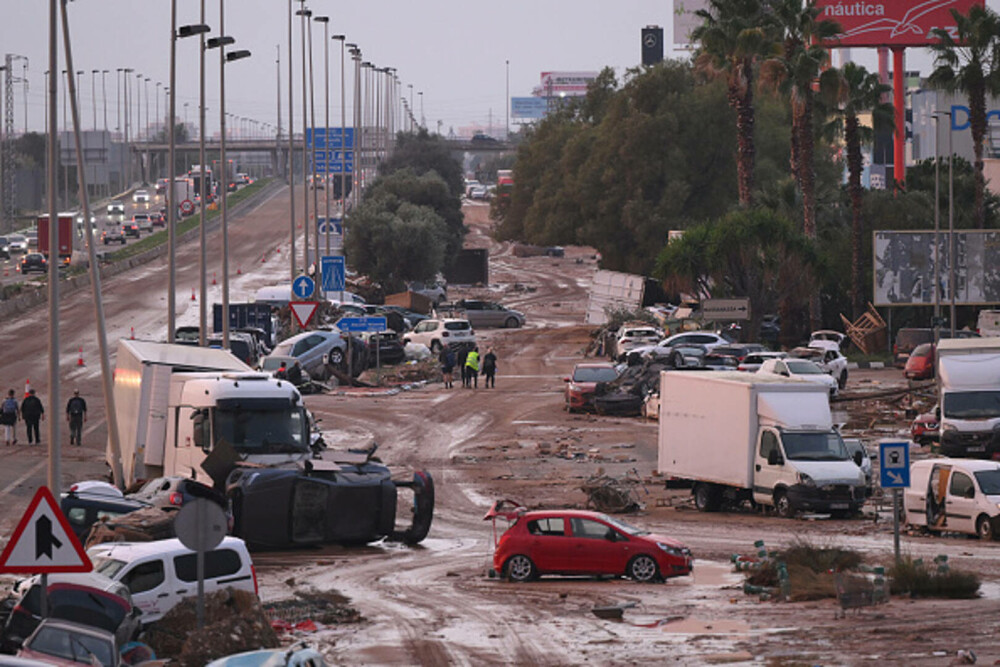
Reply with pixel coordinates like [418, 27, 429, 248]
[338, 316, 387, 332]
[317, 217, 343, 236]
[292, 275, 315, 300]
[321, 256, 345, 293]
[879, 441, 911, 488]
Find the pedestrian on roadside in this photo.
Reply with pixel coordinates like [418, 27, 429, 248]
[1, 390, 19, 446]
[456, 346, 469, 388]
[465, 346, 480, 389]
[20, 389, 44, 445]
[482, 347, 498, 388]
[439, 342, 456, 389]
[66, 389, 87, 447]
[287, 360, 304, 386]
[274, 361, 288, 380]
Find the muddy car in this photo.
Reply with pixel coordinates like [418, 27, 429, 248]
[225, 443, 434, 549]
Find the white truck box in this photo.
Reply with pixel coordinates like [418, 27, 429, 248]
[936, 337, 1000, 457]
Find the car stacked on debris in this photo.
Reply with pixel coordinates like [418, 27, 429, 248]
[613, 324, 662, 361]
[757, 357, 839, 397]
[564, 362, 620, 412]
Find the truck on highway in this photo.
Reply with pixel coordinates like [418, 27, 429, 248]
[36, 214, 74, 267]
[189, 165, 213, 200]
[657, 372, 867, 517]
[110, 339, 434, 548]
[936, 337, 1000, 458]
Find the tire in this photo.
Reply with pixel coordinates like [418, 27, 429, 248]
[775, 490, 795, 519]
[327, 348, 345, 368]
[627, 555, 660, 583]
[430, 340, 442, 354]
[693, 483, 721, 512]
[505, 317, 521, 329]
[839, 370, 848, 390]
[504, 555, 536, 582]
[976, 514, 996, 541]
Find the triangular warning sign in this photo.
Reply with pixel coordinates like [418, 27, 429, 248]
[0, 486, 92, 574]
[289, 301, 319, 329]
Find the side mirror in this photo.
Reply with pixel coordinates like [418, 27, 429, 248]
[853, 450, 864, 467]
[767, 449, 783, 466]
[605, 529, 617, 542]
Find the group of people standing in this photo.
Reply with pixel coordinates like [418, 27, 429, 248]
[1, 388, 87, 447]
[438, 344, 498, 389]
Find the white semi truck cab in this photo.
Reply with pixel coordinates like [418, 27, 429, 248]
[936, 337, 1000, 458]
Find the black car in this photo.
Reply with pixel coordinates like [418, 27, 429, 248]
[361, 330, 406, 366]
[19, 253, 47, 274]
[60, 489, 146, 541]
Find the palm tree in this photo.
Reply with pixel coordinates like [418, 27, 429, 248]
[759, 0, 840, 240]
[691, 0, 771, 207]
[820, 63, 894, 318]
[928, 5, 1000, 229]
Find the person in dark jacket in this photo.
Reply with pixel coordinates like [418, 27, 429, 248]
[456, 347, 469, 388]
[287, 361, 304, 386]
[439, 343, 456, 388]
[20, 389, 44, 445]
[482, 348, 498, 388]
[66, 389, 87, 447]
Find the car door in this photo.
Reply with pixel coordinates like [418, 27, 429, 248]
[925, 463, 952, 530]
[118, 557, 172, 623]
[524, 517, 569, 573]
[752, 429, 786, 507]
[945, 470, 978, 534]
[567, 517, 624, 575]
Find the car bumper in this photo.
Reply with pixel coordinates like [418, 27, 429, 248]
[786, 484, 865, 513]
[939, 430, 1000, 457]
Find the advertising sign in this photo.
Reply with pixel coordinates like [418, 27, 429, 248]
[873, 230, 1000, 306]
[815, 0, 983, 47]
[511, 97, 549, 120]
[536, 71, 598, 96]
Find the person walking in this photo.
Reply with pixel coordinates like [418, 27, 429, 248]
[465, 346, 480, 389]
[439, 342, 456, 389]
[456, 346, 469, 388]
[1, 389, 19, 446]
[66, 389, 87, 447]
[482, 347, 498, 388]
[20, 389, 44, 445]
[287, 360, 304, 386]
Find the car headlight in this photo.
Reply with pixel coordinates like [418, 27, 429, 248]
[657, 543, 684, 557]
[797, 472, 816, 487]
[942, 423, 957, 433]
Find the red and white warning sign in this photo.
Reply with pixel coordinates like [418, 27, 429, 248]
[180, 199, 195, 215]
[0, 486, 92, 574]
[289, 301, 319, 329]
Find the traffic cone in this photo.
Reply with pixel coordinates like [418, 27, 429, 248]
[261, 254, 266, 263]
[3, 267, 7, 277]
[191, 288, 196, 301]
[130, 327, 135, 340]
[237, 266, 242, 275]
[23, 379, 31, 398]
[212, 272, 217, 286]
[77, 347, 85, 367]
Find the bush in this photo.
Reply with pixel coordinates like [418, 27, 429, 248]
[890, 557, 980, 599]
[743, 538, 865, 601]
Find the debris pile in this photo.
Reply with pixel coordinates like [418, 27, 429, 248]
[580, 470, 645, 513]
[85, 506, 179, 548]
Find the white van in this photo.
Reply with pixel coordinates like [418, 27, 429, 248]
[903, 458, 1000, 540]
[254, 285, 292, 309]
[88, 537, 258, 624]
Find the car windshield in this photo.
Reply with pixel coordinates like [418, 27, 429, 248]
[213, 404, 308, 454]
[444, 321, 470, 331]
[92, 556, 128, 579]
[28, 624, 114, 665]
[943, 390, 1000, 420]
[601, 514, 649, 536]
[572, 367, 618, 383]
[974, 470, 1000, 495]
[786, 360, 823, 375]
[781, 431, 849, 461]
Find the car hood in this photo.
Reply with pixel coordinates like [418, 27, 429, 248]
[646, 533, 690, 552]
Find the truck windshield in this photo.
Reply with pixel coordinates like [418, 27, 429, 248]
[943, 391, 1000, 419]
[974, 470, 1000, 495]
[781, 431, 849, 461]
[213, 405, 307, 455]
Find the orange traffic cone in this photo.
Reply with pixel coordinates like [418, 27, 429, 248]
[237, 266, 242, 275]
[261, 254, 266, 263]
[212, 272, 217, 286]
[77, 347, 85, 367]
[191, 288, 196, 301]
[130, 327, 135, 340]
[24, 379, 31, 398]
[3, 267, 7, 277]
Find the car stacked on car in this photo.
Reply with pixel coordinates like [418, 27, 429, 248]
[403, 318, 476, 353]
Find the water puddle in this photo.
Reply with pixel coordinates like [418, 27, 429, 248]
[691, 561, 743, 588]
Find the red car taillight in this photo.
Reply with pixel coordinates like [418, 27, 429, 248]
[251, 564, 259, 596]
[168, 492, 184, 506]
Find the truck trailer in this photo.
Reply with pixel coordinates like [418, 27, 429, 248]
[936, 337, 1000, 458]
[110, 339, 434, 548]
[658, 372, 866, 517]
[36, 214, 74, 267]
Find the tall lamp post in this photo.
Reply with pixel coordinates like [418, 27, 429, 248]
[170, 19, 211, 343]
[296, 4, 311, 281]
[314, 15, 329, 283]
[334, 35, 346, 211]
[198, 0, 209, 346]
[947, 112, 955, 337]
[287, 0, 297, 282]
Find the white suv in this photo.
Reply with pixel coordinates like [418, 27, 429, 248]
[403, 318, 475, 353]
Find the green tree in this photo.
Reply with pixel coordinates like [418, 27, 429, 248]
[928, 4, 1000, 228]
[691, 0, 772, 206]
[820, 62, 893, 318]
[655, 207, 818, 340]
[380, 128, 464, 198]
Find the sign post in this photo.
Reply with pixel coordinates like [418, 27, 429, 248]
[879, 441, 911, 562]
[174, 499, 228, 629]
[339, 316, 387, 382]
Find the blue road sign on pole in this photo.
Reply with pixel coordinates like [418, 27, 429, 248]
[321, 256, 346, 293]
[337, 316, 387, 332]
[292, 275, 315, 300]
[305, 127, 355, 150]
[879, 441, 911, 488]
[317, 217, 343, 236]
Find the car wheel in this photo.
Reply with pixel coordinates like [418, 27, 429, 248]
[505, 554, 536, 582]
[505, 317, 520, 329]
[430, 340, 442, 354]
[976, 515, 996, 541]
[328, 348, 345, 368]
[839, 370, 848, 390]
[775, 491, 795, 519]
[627, 555, 660, 583]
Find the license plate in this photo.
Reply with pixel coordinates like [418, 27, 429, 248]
[968, 446, 986, 452]
[830, 503, 849, 510]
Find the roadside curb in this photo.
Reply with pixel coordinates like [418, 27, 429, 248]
[329, 380, 429, 397]
[847, 361, 886, 370]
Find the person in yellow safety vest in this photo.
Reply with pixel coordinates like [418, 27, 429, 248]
[464, 346, 480, 389]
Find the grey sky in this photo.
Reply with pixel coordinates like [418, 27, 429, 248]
[2, 1, 996, 138]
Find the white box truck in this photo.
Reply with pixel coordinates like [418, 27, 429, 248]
[936, 337, 1000, 458]
[657, 372, 867, 517]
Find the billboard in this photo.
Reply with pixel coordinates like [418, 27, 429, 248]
[533, 71, 597, 98]
[642, 26, 664, 65]
[873, 230, 1000, 306]
[815, 0, 983, 47]
[673, 0, 708, 47]
[511, 97, 548, 120]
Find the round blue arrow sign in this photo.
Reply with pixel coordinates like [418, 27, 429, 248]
[292, 275, 316, 300]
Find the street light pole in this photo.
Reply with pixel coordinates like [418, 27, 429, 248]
[948, 112, 955, 337]
[296, 4, 311, 281]
[199, 0, 208, 346]
[308, 15, 322, 295]
[46, 0, 59, 495]
[933, 112, 941, 344]
[335, 36, 345, 211]
[287, 0, 296, 282]
[505, 59, 509, 141]
[91, 69, 97, 132]
[315, 16, 330, 259]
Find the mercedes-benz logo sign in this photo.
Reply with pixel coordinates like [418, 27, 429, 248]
[644, 34, 657, 47]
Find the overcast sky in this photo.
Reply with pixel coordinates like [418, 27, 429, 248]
[2, 1, 995, 139]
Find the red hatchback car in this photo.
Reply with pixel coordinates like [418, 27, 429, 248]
[564, 362, 619, 412]
[487, 502, 693, 583]
[904, 343, 935, 380]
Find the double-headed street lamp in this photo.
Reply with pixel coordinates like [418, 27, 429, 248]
[333, 35, 346, 213]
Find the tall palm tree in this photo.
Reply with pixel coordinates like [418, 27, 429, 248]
[820, 63, 894, 318]
[691, 0, 771, 207]
[928, 5, 1000, 229]
[759, 0, 840, 239]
